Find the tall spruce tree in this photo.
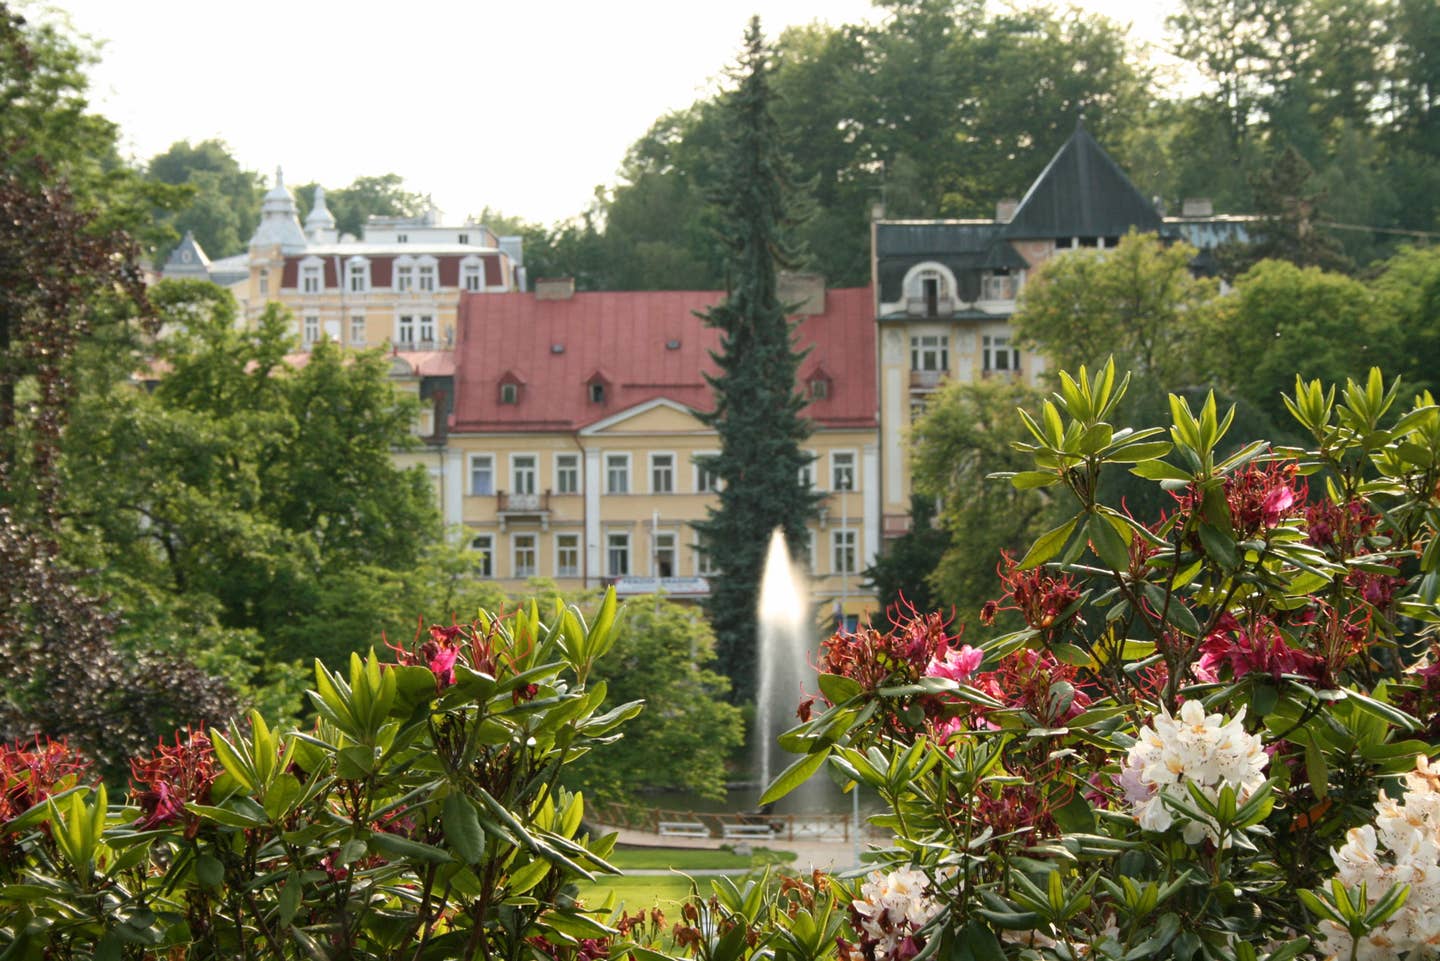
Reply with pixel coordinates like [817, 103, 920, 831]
[696, 18, 821, 704]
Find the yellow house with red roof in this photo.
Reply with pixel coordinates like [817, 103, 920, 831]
[405, 277, 880, 626]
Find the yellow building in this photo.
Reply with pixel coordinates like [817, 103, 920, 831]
[162, 170, 526, 349]
[402, 277, 882, 627]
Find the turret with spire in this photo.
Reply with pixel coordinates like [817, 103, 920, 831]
[305, 185, 337, 243]
[248, 167, 308, 253]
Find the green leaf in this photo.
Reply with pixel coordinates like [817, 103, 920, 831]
[1011, 470, 1061, 489]
[760, 749, 830, 806]
[443, 792, 487, 864]
[195, 853, 224, 888]
[1088, 512, 1131, 571]
[1018, 515, 1080, 570]
[1197, 522, 1238, 569]
[817, 673, 861, 705]
[1129, 459, 1193, 481]
[369, 832, 454, 864]
[508, 857, 551, 895]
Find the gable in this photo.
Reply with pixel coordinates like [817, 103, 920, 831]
[582, 399, 707, 436]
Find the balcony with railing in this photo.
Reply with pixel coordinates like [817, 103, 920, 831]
[909, 368, 949, 391]
[495, 489, 551, 530]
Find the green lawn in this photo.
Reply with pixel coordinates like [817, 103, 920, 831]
[605, 846, 797, 872]
[579, 846, 798, 912]
[579, 874, 700, 912]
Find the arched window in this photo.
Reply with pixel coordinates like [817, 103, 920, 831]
[901, 262, 957, 317]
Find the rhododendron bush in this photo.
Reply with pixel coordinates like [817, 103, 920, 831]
[760, 363, 1440, 961]
[0, 595, 643, 960]
[6, 363, 1440, 961]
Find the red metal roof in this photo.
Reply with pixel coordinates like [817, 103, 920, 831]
[452, 287, 876, 433]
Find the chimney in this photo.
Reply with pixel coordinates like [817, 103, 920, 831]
[778, 272, 826, 315]
[535, 277, 576, 301]
[996, 199, 1019, 224]
[1181, 197, 1214, 218]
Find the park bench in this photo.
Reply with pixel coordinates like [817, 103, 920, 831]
[721, 823, 775, 841]
[657, 820, 710, 838]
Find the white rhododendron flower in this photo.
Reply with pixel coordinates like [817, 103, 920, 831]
[849, 867, 943, 961]
[1320, 757, 1440, 961]
[1120, 699, 1268, 844]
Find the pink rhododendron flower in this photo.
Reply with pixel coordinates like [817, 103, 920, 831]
[923, 644, 982, 684]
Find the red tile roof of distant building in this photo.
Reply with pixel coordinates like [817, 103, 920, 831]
[452, 287, 875, 433]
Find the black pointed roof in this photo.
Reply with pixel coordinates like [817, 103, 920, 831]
[1001, 118, 1163, 240]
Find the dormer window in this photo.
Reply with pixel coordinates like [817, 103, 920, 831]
[395, 258, 414, 292]
[417, 256, 438, 292]
[346, 257, 371, 293]
[983, 270, 1017, 302]
[806, 366, 833, 400]
[903, 263, 957, 317]
[586, 371, 610, 404]
[922, 273, 940, 316]
[300, 257, 324, 294]
[461, 256, 484, 292]
[498, 371, 524, 405]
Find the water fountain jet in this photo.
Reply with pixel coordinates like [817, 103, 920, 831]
[755, 527, 816, 799]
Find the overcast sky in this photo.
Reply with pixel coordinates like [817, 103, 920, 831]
[47, 0, 1181, 227]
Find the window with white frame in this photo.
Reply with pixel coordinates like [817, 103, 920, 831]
[605, 453, 630, 494]
[303, 315, 320, 347]
[807, 529, 817, 571]
[500, 383, 518, 405]
[349, 314, 366, 345]
[983, 334, 1020, 372]
[417, 258, 437, 292]
[471, 534, 493, 577]
[397, 234, 409, 243]
[910, 334, 949, 372]
[394, 258, 414, 292]
[695, 538, 718, 576]
[606, 532, 630, 577]
[470, 455, 494, 496]
[653, 531, 676, 577]
[301, 260, 323, 293]
[650, 453, 674, 493]
[832, 529, 858, 574]
[799, 453, 816, 488]
[555, 454, 579, 494]
[831, 451, 856, 491]
[258, 268, 269, 296]
[555, 533, 580, 577]
[512, 534, 537, 578]
[984, 272, 1016, 301]
[461, 257, 484, 292]
[694, 453, 720, 493]
[458, 233, 469, 245]
[511, 454, 537, 495]
[418, 315, 435, 346]
[347, 258, 370, 293]
[397, 315, 416, 347]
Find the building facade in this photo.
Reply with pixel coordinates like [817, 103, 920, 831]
[872, 119, 1251, 540]
[161, 170, 526, 350]
[155, 125, 1251, 625]
[400, 278, 880, 625]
